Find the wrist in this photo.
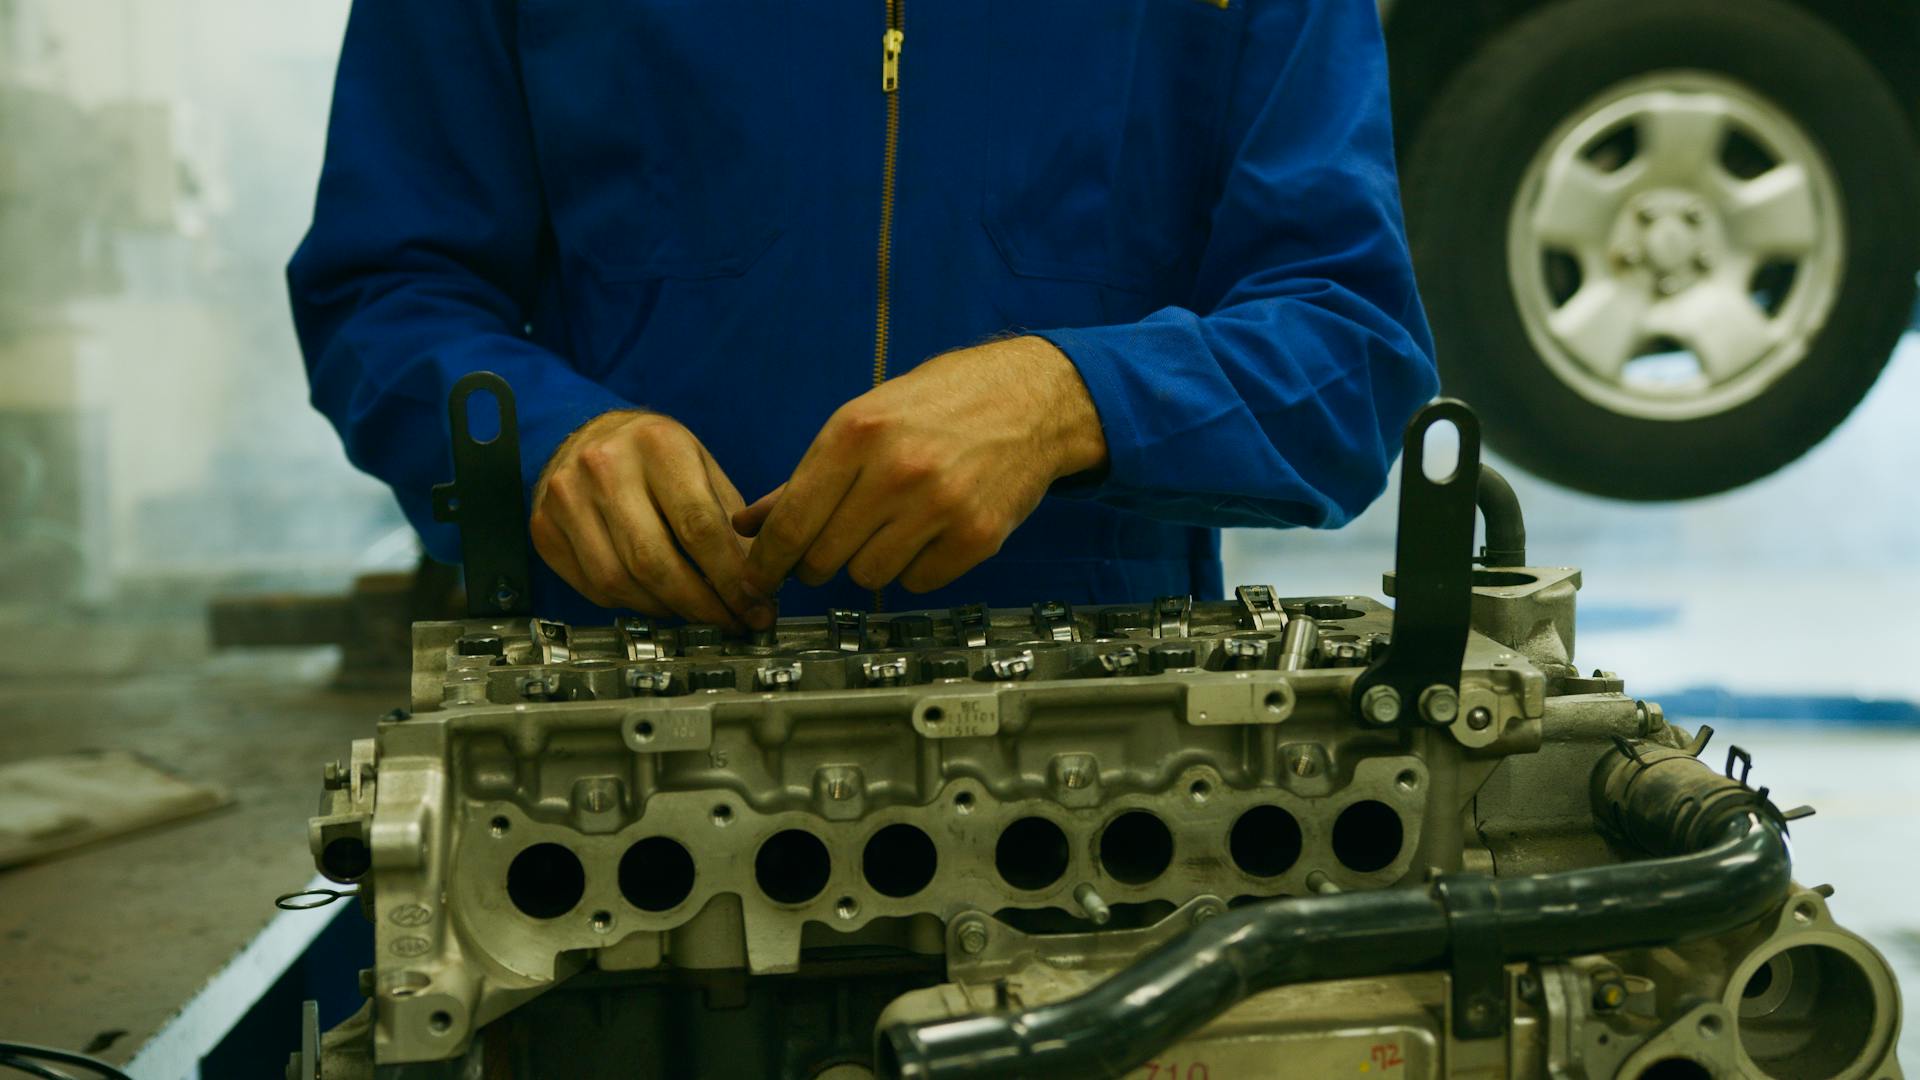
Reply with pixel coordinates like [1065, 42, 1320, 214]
[1009, 336, 1107, 480]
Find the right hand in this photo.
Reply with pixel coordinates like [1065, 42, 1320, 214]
[529, 410, 773, 630]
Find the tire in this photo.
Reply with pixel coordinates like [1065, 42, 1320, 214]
[1400, 0, 1920, 500]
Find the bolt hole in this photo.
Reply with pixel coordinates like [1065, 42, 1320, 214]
[1188, 779, 1212, 803]
[835, 896, 860, 920]
[923, 706, 944, 724]
[1395, 770, 1419, 792]
[489, 815, 511, 837]
[1263, 691, 1286, 712]
[634, 720, 655, 741]
[710, 804, 734, 827]
[589, 910, 613, 933]
[953, 791, 975, 814]
[428, 1010, 453, 1035]
[1697, 1014, 1723, 1039]
[1792, 901, 1817, 924]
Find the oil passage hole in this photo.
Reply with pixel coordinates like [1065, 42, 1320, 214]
[506, 843, 586, 920]
[1331, 800, 1403, 873]
[1099, 811, 1173, 885]
[428, 1010, 453, 1036]
[995, 817, 1069, 891]
[619, 836, 696, 912]
[863, 824, 938, 898]
[1230, 805, 1304, 878]
[755, 829, 832, 905]
[320, 836, 371, 881]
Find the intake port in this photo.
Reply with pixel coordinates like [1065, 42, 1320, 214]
[1738, 944, 1878, 1078]
[618, 836, 696, 912]
[755, 829, 832, 905]
[1230, 805, 1304, 878]
[995, 817, 1070, 891]
[507, 843, 586, 919]
[1331, 800, 1404, 873]
[863, 824, 938, 898]
[1097, 811, 1173, 885]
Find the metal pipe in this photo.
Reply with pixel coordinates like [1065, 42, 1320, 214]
[878, 747, 1790, 1080]
[1476, 465, 1527, 566]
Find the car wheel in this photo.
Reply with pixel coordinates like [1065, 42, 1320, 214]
[1401, 0, 1920, 499]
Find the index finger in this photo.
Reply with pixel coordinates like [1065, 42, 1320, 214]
[744, 448, 859, 599]
[648, 436, 765, 622]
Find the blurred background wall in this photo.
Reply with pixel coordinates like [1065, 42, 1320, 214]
[0, 0, 402, 609]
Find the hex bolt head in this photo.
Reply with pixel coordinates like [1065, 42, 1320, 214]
[322, 761, 348, 790]
[1592, 974, 1629, 1011]
[1419, 685, 1460, 726]
[955, 917, 989, 955]
[1359, 684, 1402, 725]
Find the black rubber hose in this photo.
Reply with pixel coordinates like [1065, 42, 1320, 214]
[878, 747, 1790, 1080]
[1476, 464, 1527, 566]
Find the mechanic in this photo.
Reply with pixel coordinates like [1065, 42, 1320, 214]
[289, 0, 1436, 631]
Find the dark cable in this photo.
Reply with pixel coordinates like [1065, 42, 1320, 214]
[0, 1044, 132, 1080]
[0, 1056, 77, 1080]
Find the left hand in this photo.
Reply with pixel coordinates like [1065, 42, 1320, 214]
[735, 336, 1107, 596]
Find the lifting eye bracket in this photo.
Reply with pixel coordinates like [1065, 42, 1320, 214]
[1352, 399, 1482, 729]
[431, 371, 534, 617]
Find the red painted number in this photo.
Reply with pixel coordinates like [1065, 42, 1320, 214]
[1370, 1043, 1405, 1070]
[1142, 1063, 1211, 1080]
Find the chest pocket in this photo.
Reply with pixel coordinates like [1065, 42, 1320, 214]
[984, 0, 1243, 296]
[517, 0, 794, 280]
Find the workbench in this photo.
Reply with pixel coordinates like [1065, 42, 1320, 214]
[0, 613, 393, 1078]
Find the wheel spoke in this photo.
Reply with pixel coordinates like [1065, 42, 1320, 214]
[1531, 157, 1628, 249]
[1724, 163, 1820, 256]
[1548, 279, 1652, 380]
[1636, 97, 1730, 184]
[1647, 283, 1778, 382]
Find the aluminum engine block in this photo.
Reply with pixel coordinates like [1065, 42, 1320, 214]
[299, 570, 1904, 1080]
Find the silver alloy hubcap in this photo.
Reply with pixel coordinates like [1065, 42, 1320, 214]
[1508, 71, 1844, 421]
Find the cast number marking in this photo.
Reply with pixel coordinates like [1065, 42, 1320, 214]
[1142, 1062, 1210, 1080]
[1362, 1042, 1404, 1071]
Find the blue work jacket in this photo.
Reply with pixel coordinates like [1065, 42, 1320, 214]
[288, 0, 1437, 623]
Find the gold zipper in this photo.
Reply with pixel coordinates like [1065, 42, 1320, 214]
[872, 0, 904, 613]
[874, 6, 903, 391]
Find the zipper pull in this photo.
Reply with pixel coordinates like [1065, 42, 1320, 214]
[882, 28, 904, 93]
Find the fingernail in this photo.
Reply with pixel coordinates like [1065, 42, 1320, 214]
[746, 603, 774, 630]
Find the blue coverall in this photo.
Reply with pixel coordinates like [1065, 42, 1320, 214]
[288, 0, 1437, 623]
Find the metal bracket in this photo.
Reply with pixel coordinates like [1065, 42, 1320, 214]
[430, 372, 533, 617]
[1434, 874, 1508, 1039]
[1352, 399, 1481, 728]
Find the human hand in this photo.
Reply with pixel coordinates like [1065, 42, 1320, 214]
[530, 410, 773, 629]
[735, 336, 1107, 597]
